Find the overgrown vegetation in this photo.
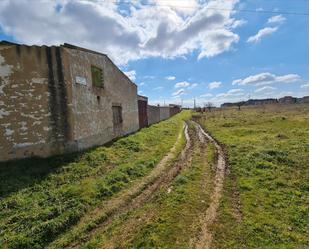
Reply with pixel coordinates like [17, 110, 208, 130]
[2, 105, 308, 249]
[128, 139, 216, 249]
[0, 111, 190, 249]
[79, 123, 216, 248]
[198, 104, 309, 249]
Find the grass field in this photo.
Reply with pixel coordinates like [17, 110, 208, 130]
[197, 104, 309, 249]
[78, 122, 216, 249]
[1, 104, 308, 249]
[0, 111, 190, 248]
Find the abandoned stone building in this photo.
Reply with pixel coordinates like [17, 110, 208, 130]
[0, 41, 181, 162]
[0, 41, 141, 161]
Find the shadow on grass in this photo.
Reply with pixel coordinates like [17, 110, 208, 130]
[0, 132, 139, 199]
[0, 152, 82, 199]
[0, 115, 181, 200]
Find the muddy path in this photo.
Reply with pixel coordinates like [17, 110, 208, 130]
[99, 121, 227, 249]
[49, 120, 227, 249]
[48, 122, 194, 249]
[191, 121, 227, 249]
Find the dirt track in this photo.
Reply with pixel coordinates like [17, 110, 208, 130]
[191, 121, 227, 249]
[48, 122, 193, 249]
[49, 121, 227, 249]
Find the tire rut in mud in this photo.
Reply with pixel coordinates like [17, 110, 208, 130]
[59, 122, 194, 249]
[191, 121, 227, 249]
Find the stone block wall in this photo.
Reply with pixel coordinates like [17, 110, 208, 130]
[0, 43, 139, 162]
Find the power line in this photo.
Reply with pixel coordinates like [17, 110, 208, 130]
[101, 0, 309, 16]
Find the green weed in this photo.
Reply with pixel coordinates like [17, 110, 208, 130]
[199, 105, 309, 249]
[0, 111, 190, 249]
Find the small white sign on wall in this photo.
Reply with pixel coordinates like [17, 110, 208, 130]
[75, 76, 87, 86]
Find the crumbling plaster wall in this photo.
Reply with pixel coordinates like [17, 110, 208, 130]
[0, 43, 140, 162]
[0, 45, 71, 161]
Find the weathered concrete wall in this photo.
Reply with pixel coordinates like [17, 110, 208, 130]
[63, 47, 139, 150]
[0, 44, 71, 161]
[0, 43, 139, 162]
[169, 105, 181, 117]
[147, 105, 160, 125]
[1, 42, 182, 162]
[159, 106, 170, 121]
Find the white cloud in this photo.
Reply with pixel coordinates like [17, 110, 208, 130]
[276, 74, 301, 82]
[254, 86, 276, 93]
[233, 72, 301, 86]
[165, 76, 176, 80]
[124, 70, 136, 81]
[190, 83, 198, 88]
[230, 19, 247, 29]
[228, 88, 244, 94]
[267, 15, 286, 25]
[0, 0, 241, 65]
[301, 83, 309, 88]
[208, 81, 221, 89]
[154, 0, 199, 15]
[172, 88, 185, 96]
[247, 27, 278, 43]
[175, 81, 190, 88]
[216, 88, 244, 98]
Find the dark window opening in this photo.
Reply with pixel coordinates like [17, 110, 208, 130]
[112, 106, 123, 126]
[97, 96, 100, 104]
[91, 65, 103, 88]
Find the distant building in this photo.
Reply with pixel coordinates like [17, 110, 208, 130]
[221, 96, 309, 108]
[244, 98, 278, 106]
[221, 99, 277, 108]
[221, 102, 236, 108]
[297, 96, 309, 103]
[279, 96, 297, 104]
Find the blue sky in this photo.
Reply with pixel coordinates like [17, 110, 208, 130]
[0, 0, 309, 107]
